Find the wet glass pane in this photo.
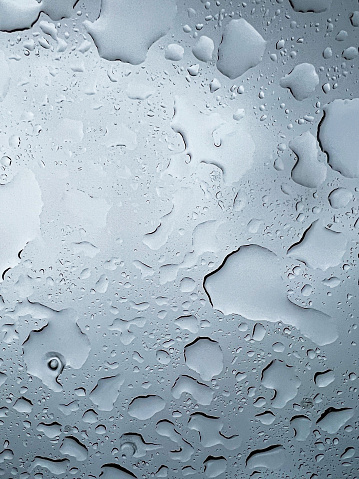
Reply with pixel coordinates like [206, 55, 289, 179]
[0, 0, 358, 478]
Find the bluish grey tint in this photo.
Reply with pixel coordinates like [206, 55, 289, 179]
[0, 0, 358, 478]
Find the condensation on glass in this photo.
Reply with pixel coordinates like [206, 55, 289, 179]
[0, 0, 358, 478]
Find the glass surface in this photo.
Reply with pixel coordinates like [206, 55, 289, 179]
[0, 0, 358, 478]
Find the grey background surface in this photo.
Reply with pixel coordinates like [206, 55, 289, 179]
[0, 0, 357, 478]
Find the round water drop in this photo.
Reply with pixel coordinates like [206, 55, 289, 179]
[165, 43, 184, 61]
[301, 284, 313, 297]
[328, 188, 353, 209]
[48, 357, 61, 371]
[120, 441, 136, 457]
[156, 350, 170, 365]
[0, 156, 11, 167]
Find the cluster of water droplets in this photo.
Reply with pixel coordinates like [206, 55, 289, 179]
[0, 0, 357, 478]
